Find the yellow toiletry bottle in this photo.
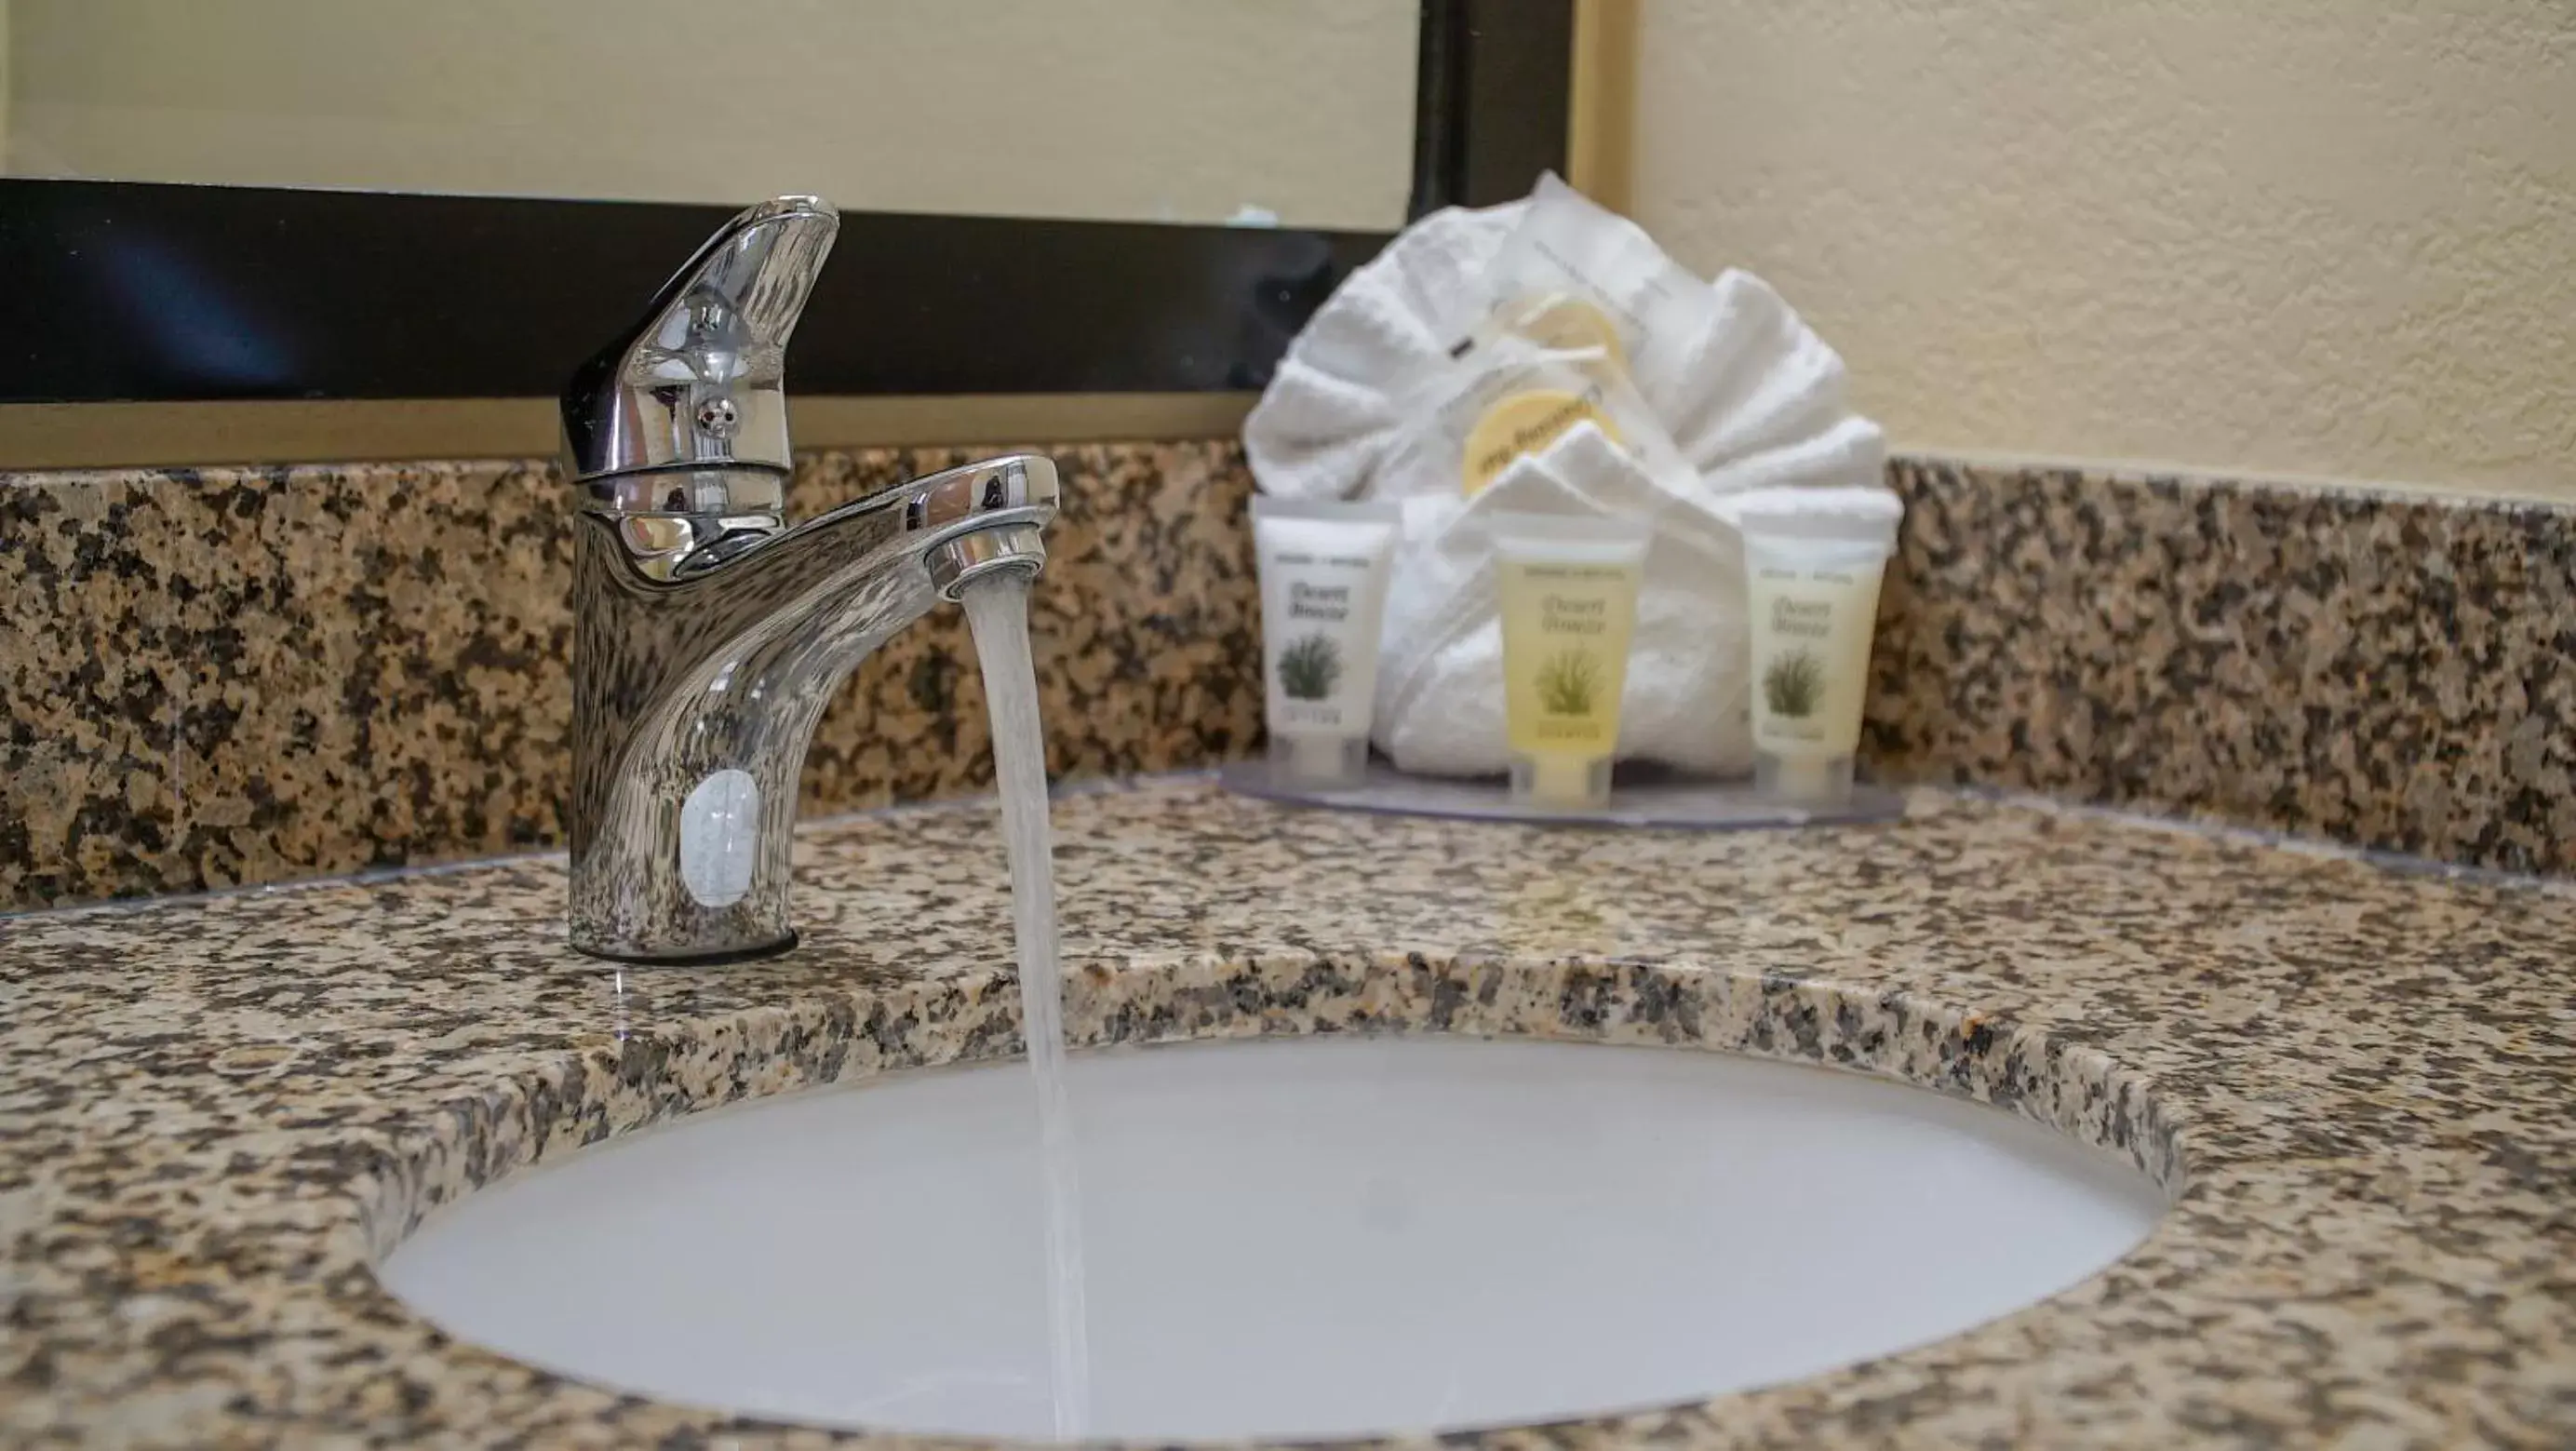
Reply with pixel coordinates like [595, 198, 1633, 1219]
[1493, 512, 1650, 809]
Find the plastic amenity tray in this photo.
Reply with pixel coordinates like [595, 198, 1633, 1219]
[1217, 759, 1906, 831]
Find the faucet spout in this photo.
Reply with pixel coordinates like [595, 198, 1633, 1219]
[567, 453, 1058, 961]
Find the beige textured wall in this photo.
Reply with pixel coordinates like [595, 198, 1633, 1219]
[1630, 1, 2576, 500]
[4, 0, 1416, 229]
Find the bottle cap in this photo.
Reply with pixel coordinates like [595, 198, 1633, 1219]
[1270, 733, 1369, 786]
[1756, 749, 1855, 803]
[1510, 753, 1614, 809]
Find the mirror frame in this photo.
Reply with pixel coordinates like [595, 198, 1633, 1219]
[0, 2, 1573, 408]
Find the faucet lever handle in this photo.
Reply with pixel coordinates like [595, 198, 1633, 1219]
[561, 195, 841, 486]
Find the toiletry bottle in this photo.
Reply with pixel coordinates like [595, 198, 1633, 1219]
[1727, 489, 1903, 803]
[1493, 512, 1650, 808]
[1252, 497, 1402, 786]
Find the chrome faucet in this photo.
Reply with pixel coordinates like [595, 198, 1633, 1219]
[560, 195, 1057, 962]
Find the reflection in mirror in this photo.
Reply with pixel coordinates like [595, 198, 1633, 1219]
[0, 0, 1420, 228]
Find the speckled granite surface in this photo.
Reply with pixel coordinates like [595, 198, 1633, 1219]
[8, 448, 2575, 907]
[1868, 458, 2576, 876]
[4, 780, 2570, 1447]
[0, 442, 1260, 909]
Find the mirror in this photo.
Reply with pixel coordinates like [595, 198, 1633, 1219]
[0, 0, 1421, 229]
[0, 1, 1575, 419]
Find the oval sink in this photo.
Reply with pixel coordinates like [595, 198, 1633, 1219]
[381, 1035, 2165, 1441]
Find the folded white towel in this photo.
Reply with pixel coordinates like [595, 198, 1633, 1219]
[1242, 201, 1524, 504]
[1375, 443, 1907, 777]
[1247, 185, 1899, 778]
[1244, 205, 1886, 504]
[1664, 272, 1888, 493]
[1375, 422, 1754, 775]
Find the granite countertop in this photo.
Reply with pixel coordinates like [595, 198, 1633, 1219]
[3, 778, 2571, 1447]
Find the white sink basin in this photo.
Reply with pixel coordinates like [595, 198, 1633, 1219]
[381, 1036, 2164, 1441]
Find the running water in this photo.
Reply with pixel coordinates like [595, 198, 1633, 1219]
[959, 572, 1091, 1439]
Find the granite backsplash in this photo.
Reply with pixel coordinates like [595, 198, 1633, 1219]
[1, 440, 1261, 908]
[3, 441, 2569, 909]
[1865, 459, 2576, 877]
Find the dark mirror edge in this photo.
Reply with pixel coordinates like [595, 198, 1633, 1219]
[0, 2, 1568, 407]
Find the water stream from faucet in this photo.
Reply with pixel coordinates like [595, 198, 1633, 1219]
[959, 572, 1092, 1438]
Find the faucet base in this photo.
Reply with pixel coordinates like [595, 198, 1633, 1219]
[565, 452, 1058, 962]
[571, 929, 800, 967]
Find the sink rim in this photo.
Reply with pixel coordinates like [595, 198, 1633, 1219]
[349, 949, 2200, 1446]
[378, 1028, 2177, 1442]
